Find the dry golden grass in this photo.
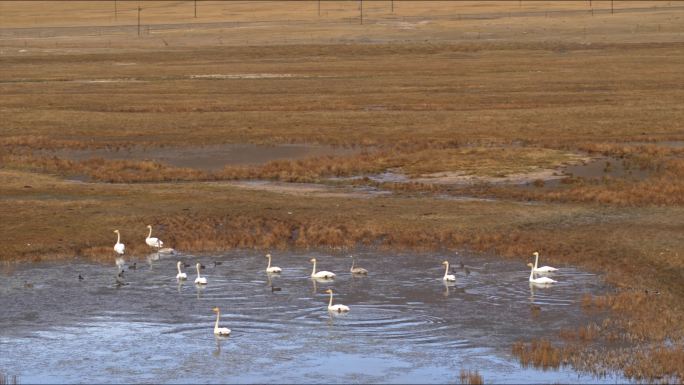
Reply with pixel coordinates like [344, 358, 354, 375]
[459, 369, 484, 385]
[2, 1, 684, 382]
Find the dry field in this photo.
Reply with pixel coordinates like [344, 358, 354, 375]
[1, 1, 684, 382]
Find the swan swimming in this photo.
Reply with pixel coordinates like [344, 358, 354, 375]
[310, 258, 335, 279]
[532, 251, 558, 273]
[265, 254, 282, 273]
[113, 230, 125, 255]
[176, 261, 187, 280]
[194, 263, 207, 285]
[527, 263, 557, 285]
[145, 225, 164, 249]
[212, 307, 231, 336]
[441, 261, 456, 282]
[349, 255, 368, 275]
[325, 289, 350, 313]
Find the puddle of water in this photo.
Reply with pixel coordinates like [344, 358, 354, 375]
[0, 251, 628, 384]
[40, 144, 358, 172]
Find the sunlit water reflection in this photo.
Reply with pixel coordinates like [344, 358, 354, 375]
[0, 251, 629, 383]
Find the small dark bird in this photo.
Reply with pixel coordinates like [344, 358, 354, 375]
[459, 261, 465, 269]
[183, 262, 191, 268]
[271, 286, 282, 292]
[200, 264, 206, 270]
[464, 267, 471, 276]
[128, 262, 137, 270]
[78, 274, 84, 281]
[213, 261, 222, 267]
[24, 281, 33, 289]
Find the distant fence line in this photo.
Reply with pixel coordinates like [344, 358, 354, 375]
[0, 3, 682, 39]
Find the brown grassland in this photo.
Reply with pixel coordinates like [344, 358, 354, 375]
[1, 1, 684, 382]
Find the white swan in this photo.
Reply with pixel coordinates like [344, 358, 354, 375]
[442, 261, 456, 282]
[265, 254, 282, 273]
[350, 255, 368, 275]
[145, 225, 164, 249]
[532, 251, 558, 273]
[528, 263, 557, 285]
[212, 307, 231, 336]
[176, 261, 187, 280]
[195, 263, 207, 285]
[113, 230, 125, 255]
[310, 258, 335, 279]
[325, 289, 350, 313]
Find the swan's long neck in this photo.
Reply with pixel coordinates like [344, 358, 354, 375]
[214, 311, 220, 330]
[328, 292, 334, 307]
[116, 232, 120, 244]
[534, 254, 539, 269]
[196, 265, 201, 278]
[311, 260, 317, 275]
[266, 256, 272, 269]
[443, 262, 449, 279]
[177, 262, 182, 274]
[147, 227, 152, 239]
[351, 258, 355, 271]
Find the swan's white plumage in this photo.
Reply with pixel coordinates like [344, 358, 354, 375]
[350, 255, 368, 275]
[528, 263, 557, 285]
[113, 230, 125, 255]
[325, 289, 350, 313]
[212, 307, 231, 336]
[265, 254, 282, 273]
[176, 261, 187, 280]
[310, 258, 335, 279]
[442, 261, 456, 282]
[195, 263, 207, 285]
[145, 225, 164, 249]
[532, 252, 558, 273]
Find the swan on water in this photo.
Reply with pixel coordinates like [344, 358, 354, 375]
[145, 225, 164, 249]
[527, 263, 556, 285]
[532, 251, 558, 273]
[265, 254, 282, 273]
[310, 258, 335, 279]
[325, 289, 350, 313]
[113, 230, 125, 255]
[212, 307, 231, 336]
[195, 262, 207, 285]
[441, 261, 456, 282]
[349, 255, 368, 275]
[176, 261, 187, 280]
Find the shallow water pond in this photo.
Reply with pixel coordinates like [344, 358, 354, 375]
[0, 252, 628, 383]
[41, 143, 358, 171]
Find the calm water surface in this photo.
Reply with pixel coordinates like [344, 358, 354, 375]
[0, 251, 628, 384]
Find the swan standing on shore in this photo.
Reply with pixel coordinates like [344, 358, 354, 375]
[212, 307, 231, 336]
[528, 263, 557, 285]
[350, 255, 368, 275]
[310, 258, 336, 279]
[113, 230, 125, 255]
[532, 251, 558, 273]
[176, 261, 187, 280]
[325, 289, 350, 313]
[195, 263, 207, 285]
[441, 261, 456, 282]
[145, 225, 164, 249]
[265, 254, 282, 273]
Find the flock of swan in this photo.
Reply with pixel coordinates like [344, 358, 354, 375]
[113, 226, 559, 336]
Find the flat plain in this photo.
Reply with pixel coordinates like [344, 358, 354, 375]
[1, 1, 684, 382]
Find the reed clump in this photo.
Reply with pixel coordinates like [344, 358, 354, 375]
[512, 339, 564, 370]
[459, 369, 484, 385]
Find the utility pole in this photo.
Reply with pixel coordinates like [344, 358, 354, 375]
[391, 0, 394, 13]
[114, 0, 117, 21]
[611, 0, 614, 14]
[194, 0, 197, 18]
[137, 7, 141, 36]
[360, 0, 363, 25]
[318, 0, 321, 17]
